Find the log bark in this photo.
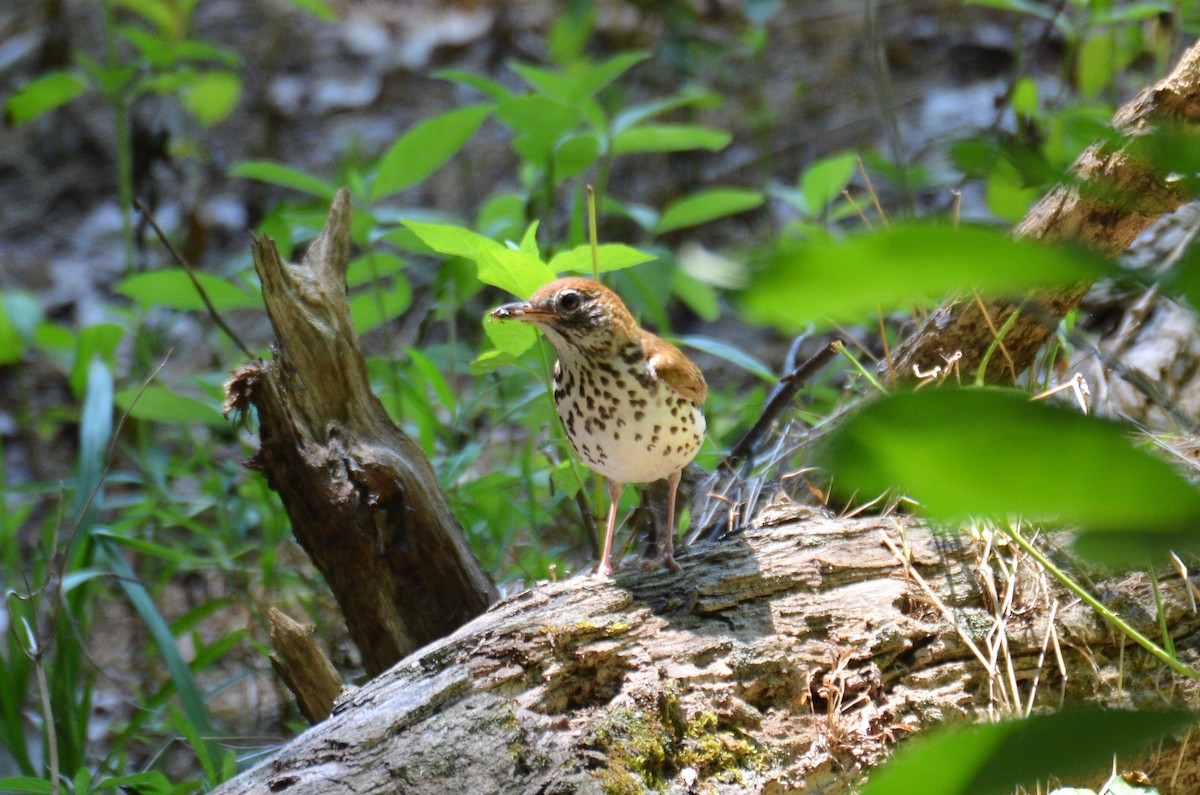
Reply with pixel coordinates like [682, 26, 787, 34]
[224, 190, 498, 676]
[890, 38, 1200, 383]
[213, 509, 1200, 795]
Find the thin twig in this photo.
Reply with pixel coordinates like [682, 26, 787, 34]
[723, 337, 843, 469]
[135, 199, 255, 359]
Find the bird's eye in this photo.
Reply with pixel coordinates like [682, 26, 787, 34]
[558, 291, 582, 312]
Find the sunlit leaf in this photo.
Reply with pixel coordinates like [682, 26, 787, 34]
[435, 69, 514, 102]
[402, 220, 495, 260]
[800, 151, 858, 215]
[483, 314, 539, 358]
[861, 709, 1196, 795]
[820, 388, 1200, 564]
[654, 188, 764, 234]
[181, 70, 241, 125]
[370, 104, 493, 200]
[478, 246, 556, 299]
[5, 70, 87, 125]
[554, 131, 600, 180]
[743, 224, 1111, 330]
[549, 244, 656, 275]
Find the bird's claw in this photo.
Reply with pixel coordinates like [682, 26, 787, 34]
[641, 553, 682, 573]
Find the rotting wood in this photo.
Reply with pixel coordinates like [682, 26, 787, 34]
[267, 608, 345, 724]
[224, 190, 498, 676]
[211, 509, 1200, 795]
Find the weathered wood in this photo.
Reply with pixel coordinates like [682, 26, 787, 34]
[891, 38, 1200, 383]
[224, 190, 498, 675]
[268, 608, 345, 724]
[212, 509, 1200, 794]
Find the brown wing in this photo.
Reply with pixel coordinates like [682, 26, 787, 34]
[641, 330, 708, 405]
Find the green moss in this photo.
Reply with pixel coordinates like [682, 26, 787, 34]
[585, 685, 766, 792]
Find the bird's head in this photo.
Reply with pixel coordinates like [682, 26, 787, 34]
[491, 277, 636, 354]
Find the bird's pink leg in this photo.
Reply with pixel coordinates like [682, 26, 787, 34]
[597, 479, 623, 576]
[643, 470, 684, 572]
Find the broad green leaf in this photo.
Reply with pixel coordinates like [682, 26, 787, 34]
[555, 131, 600, 179]
[349, 277, 412, 334]
[181, 70, 241, 125]
[675, 335, 776, 382]
[1011, 76, 1039, 116]
[820, 389, 1200, 564]
[114, 384, 225, 426]
[401, 220, 495, 260]
[229, 160, 337, 199]
[743, 224, 1110, 330]
[115, 0, 179, 37]
[496, 95, 580, 167]
[116, 269, 260, 311]
[611, 124, 731, 155]
[483, 314, 539, 358]
[800, 151, 858, 215]
[549, 244, 656, 275]
[861, 709, 1196, 795]
[518, 220, 540, 257]
[370, 104, 493, 200]
[571, 51, 649, 99]
[1079, 31, 1118, 99]
[654, 188, 764, 234]
[509, 61, 572, 102]
[470, 348, 523, 375]
[5, 70, 87, 125]
[986, 157, 1041, 222]
[477, 246, 556, 299]
[347, 252, 405, 287]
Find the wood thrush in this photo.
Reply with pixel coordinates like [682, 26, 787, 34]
[492, 277, 707, 576]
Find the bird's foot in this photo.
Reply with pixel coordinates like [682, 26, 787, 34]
[641, 553, 682, 573]
[595, 560, 613, 577]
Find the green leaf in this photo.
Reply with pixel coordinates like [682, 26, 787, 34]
[1078, 31, 1118, 99]
[181, 70, 241, 125]
[549, 244, 656, 275]
[0, 292, 41, 364]
[1011, 76, 1039, 116]
[470, 348, 523, 375]
[860, 708, 1197, 795]
[347, 251, 405, 287]
[483, 315, 539, 358]
[116, 269, 260, 311]
[5, 70, 87, 125]
[986, 156, 1042, 222]
[70, 324, 123, 400]
[478, 246, 556, 300]
[0, 777, 54, 794]
[571, 51, 649, 99]
[401, 220, 495, 260]
[654, 188, 764, 234]
[744, 224, 1111, 330]
[518, 220, 540, 257]
[407, 347, 457, 412]
[611, 88, 722, 135]
[114, 384, 225, 426]
[554, 131, 600, 180]
[612, 124, 731, 155]
[77, 356, 114, 520]
[496, 95, 580, 167]
[281, 0, 337, 21]
[349, 277, 412, 334]
[800, 151, 858, 215]
[434, 69, 514, 102]
[229, 160, 337, 199]
[370, 104, 493, 200]
[675, 335, 775, 382]
[820, 389, 1200, 564]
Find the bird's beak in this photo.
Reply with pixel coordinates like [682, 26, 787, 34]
[491, 301, 556, 323]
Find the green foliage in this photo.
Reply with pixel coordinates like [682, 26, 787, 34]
[820, 388, 1200, 566]
[861, 709, 1197, 795]
[743, 224, 1112, 329]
